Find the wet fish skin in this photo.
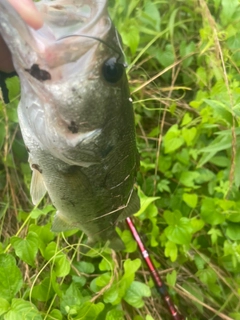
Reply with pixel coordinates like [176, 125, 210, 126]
[0, 0, 140, 249]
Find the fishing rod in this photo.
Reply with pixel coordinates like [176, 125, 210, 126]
[126, 217, 184, 320]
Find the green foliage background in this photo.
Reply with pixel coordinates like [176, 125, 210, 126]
[1, 0, 240, 319]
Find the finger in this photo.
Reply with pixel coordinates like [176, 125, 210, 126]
[7, 0, 43, 29]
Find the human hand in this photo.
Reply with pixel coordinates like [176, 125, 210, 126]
[0, 0, 43, 73]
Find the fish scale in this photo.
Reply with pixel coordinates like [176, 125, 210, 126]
[0, 0, 140, 249]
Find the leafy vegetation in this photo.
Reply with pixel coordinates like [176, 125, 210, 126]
[1, 0, 240, 319]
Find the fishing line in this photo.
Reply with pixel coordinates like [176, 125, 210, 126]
[57, 32, 126, 66]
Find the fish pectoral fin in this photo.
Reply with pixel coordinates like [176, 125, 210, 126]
[51, 211, 77, 232]
[117, 190, 140, 222]
[30, 167, 47, 205]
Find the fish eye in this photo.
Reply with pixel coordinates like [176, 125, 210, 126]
[102, 57, 124, 83]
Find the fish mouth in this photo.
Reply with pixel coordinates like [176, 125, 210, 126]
[34, 0, 113, 69]
[36, 0, 108, 39]
[0, 0, 112, 72]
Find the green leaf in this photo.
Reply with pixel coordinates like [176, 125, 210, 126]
[197, 132, 233, 167]
[98, 255, 113, 271]
[183, 193, 198, 208]
[226, 223, 240, 240]
[121, 22, 139, 54]
[72, 275, 87, 287]
[158, 155, 172, 172]
[11, 232, 39, 267]
[95, 273, 112, 289]
[163, 210, 182, 225]
[103, 284, 120, 304]
[0, 254, 23, 300]
[194, 255, 207, 270]
[31, 277, 55, 302]
[76, 301, 104, 320]
[106, 309, 125, 320]
[157, 179, 170, 193]
[196, 267, 217, 285]
[164, 137, 184, 154]
[166, 270, 177, 287]
[199, 133, 232, 153]
[6, 102, 18, 122]
[46, 309, 63, 320]
[43, 242, 57, 261]
[220, 0, 239, 24]
[176, 148, 190, 165]
[0, 297, 10, 316]
[164, 241, 178, 262]
[164, 218, 192, 245]
[120, 229, 137, 253]
[29, 224, 55, 246]
[179, 171, 200, 187]
[229, 313, 240, 320]
[124, 281, 151, 308]
[123, 259, 141, 280]
[226, 205, 240, 222]
[135, 189, 159, 217]
[29, 224, 55, 256]
[181, 112, 193, 126]
[142, 202, 159, 220]
[196, 66, 207, 87]
[6, 76, 20, 101]
[164, 124, 184, 154]
[146, 316, 155, 320]
[209, 156, 229, 168]
[182, 283, 204, 313]
[191, 218, 205, 233]
[195, 168, 215, 183]
[54, 254, 71, 277]
[200, 198, 225, 225]
[75, 261, 95, 274]
[180, 41, 196, 68]
[159, 44, 175, 67]
[204, 99, 233, 125]
[142, 1, 161, 31]
[30, 205, 54, 219]
[182, 127, 197, 146]
[102, 259, 142, 305]
[149, 217, 160, 247]
[60, 283, 82, 315]
[208, 228, 222, 245]
[4, 298, 42, 320]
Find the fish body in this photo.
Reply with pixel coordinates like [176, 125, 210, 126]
[0, 0, 140, 249]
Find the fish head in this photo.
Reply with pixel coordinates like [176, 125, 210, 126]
[0, 0, 130, 165]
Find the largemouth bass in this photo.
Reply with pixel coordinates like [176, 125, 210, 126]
[0, 0, 140, 249]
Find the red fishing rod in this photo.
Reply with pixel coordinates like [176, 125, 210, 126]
[126, 217, 184, 320]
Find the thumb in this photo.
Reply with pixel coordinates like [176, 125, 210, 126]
[7, 0, 43, 29]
